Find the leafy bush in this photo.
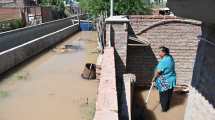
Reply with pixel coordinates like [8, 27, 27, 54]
[0, 19, 24, 32]
[10, 19, 24, 29]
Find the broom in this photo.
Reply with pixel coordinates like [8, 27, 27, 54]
[145, 81, 155, 104]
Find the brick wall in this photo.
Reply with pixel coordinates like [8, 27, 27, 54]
[16, 0, 24, 7]
[0, 8, 21, 22]
[94, 47, 118, 120]
[105, 17, 130, 119]
[127, 16, 201, 85]
[111, 23, 128, 79]
[129, 15, 178, 34]
[41, 7, 56, 23]
[184, 23, 215, 120]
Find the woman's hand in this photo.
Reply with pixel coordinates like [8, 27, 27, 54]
[152, 70, 161, 82]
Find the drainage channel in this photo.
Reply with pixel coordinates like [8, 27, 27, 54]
[0, 31, 98, 120]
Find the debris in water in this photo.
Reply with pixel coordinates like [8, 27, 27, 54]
[81, 63, 96, 80]
[86, 97, 89, 105]
[52, 44, 82, 53]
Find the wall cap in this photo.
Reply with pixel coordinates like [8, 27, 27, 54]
[136, 19, 201, 35]
[105, 16, 130, 23]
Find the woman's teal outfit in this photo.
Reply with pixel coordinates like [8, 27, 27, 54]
[155, 55, 176, 92]
[155, 55, 176, 112]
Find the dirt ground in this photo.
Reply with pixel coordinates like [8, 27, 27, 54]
[0, 31, 99, 120]
[133, 86, 188, 120]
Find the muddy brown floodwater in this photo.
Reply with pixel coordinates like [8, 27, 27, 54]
[133, 86, 188, 120]
[0, 31, 99, 120]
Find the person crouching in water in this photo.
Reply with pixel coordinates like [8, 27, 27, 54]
[152, 46, 176, 112]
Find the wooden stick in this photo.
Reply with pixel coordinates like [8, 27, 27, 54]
[145, 82, 154, 104]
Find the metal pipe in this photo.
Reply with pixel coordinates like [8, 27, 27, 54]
[198, 35, 215, 47]
[110, 0, 113, 16]
[109, 24, 112, 47]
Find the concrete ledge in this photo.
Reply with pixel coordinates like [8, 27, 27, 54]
[94, 111, 118, 120]
[94, 47, 118, 120]
[121, 74, 136, 120]
[106, 16, 129, 23]
[96, 54, 103, 80]
[129, 15, 178, 19]
[136, 19, 201, 35]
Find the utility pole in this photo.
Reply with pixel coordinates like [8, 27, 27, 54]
[110, 0, 113, 16]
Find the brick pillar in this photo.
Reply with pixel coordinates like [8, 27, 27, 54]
[105, 16, 129, 79]
[184, 23, 215, 120]
[105, 16, 130, 119]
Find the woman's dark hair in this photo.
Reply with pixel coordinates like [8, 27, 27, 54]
[159, 46, 170, 55]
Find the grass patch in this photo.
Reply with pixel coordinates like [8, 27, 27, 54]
[80, 98, 96, 120]
[14, 71, 30, 81]
[0, 90, 9, 97]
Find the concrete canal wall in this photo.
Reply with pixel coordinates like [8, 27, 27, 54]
[0, 15, 80, 74]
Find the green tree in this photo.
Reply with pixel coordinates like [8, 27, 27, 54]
[38, 0, 50, 5]
[79, 0, 109, 16]
[79, 0, 152, 16]
[117, 0, 152, 15]
[39, 0, 66, 19]
[39, 0, 65, 8]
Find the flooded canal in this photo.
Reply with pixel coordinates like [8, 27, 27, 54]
[0, 31, 98, 120]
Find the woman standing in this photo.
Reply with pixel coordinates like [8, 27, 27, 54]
[152, 46, 176, 112]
